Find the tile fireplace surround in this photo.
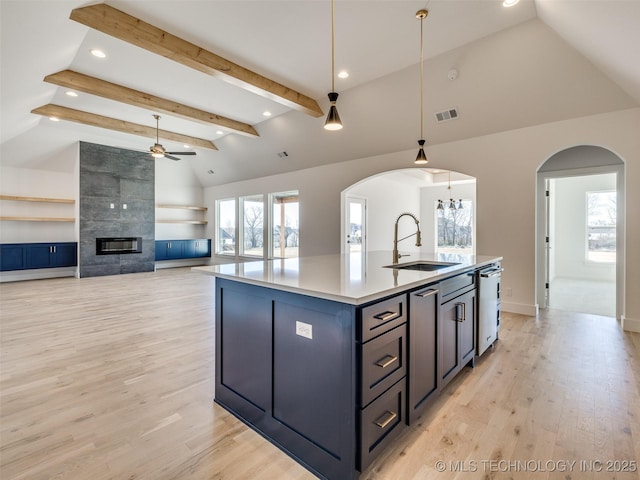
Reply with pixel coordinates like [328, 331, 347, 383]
[79, 142, 155, 277]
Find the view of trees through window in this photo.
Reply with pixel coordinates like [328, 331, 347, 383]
[216, 198, 236, 254]
[436, 200, 473, 254]
[587, 191, 616, 263]
[215, 192, 299, 259]
[242, 195, 264, 257]
[272, 192, 299, 258]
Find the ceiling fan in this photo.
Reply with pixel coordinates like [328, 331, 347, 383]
[149, 114, 196, 161]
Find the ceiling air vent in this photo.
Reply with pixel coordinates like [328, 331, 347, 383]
[277, 151, 289, 158]
[434, 107, 459, 123]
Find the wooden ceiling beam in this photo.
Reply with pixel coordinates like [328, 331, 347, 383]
[31, 104, 217, 151]
[70, 4, 324, 118]
[44, 70, 258, 138]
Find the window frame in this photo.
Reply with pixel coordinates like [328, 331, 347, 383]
[585, 190, 616, 264]
[215, 198, 237, 256]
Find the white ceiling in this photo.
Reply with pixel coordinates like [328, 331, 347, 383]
[1, 0, 639, 187]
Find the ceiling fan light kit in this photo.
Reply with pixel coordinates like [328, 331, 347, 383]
[150, 115, 197, 161]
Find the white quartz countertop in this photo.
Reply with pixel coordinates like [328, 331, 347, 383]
[192, 251, 502, 305]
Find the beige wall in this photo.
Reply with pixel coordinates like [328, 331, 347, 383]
[205, 108, 640, 327]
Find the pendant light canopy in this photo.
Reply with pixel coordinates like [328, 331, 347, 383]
[324, 0, 343, 131]
[414, 9, 429, 165]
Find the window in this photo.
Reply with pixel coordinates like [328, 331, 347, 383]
[436, 200, 473, 254]
[241, 194, 264, 257]
[587, 191, 616, 263]
[271, 191, 299, 258]
[215, 198, 236, 255]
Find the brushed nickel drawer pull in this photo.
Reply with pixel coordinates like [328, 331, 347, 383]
[375, 355, 398, 368]
[373, 311, 399, 322]
[374, 410, 397, 429]
[416, 288, 438, 298]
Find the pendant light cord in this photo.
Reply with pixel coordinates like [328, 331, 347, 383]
[419, 13, 424, 139]
[331, 0, 335, 92]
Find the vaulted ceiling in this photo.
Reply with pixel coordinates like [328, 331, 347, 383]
[1, 1, 639, 187]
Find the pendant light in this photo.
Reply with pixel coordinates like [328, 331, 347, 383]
[414, 9, 429, 164]
[438, 172, 463, 210]
[324, 0, 343, 131]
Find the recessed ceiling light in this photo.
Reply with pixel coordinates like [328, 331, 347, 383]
[262, 111, 272, 117]
[216, 130, 224, 135]
[183, 144, 190, 149]
[502, 0, 520, 7]
[90, 49, 106, 58]
[65, 91, 78, 97]
[338, 71, 349, 79]
[49, 117, 60, 122]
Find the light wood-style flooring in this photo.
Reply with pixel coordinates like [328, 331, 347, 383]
[1, 268, 639, 479]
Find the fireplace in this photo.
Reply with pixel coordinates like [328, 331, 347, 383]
[96, 237, 143, 255]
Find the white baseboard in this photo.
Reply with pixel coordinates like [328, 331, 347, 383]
[501, 301, 539, 317]
[621, 315, 640, 333]
[155, 259, 211, 270]
[0, 267, 77, 283]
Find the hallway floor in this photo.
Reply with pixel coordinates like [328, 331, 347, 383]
[549, 277, 616, 317]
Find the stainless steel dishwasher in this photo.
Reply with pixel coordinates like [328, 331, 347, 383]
[477, 264, 502, 356]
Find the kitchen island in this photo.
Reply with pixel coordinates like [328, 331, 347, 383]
[193, 251, 502, 480]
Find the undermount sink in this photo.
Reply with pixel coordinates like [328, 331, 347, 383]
[384, 261, 461, 271]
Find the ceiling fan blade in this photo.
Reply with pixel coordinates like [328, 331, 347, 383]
[165, 151, 197, 155]
[164, 154, 181, 161]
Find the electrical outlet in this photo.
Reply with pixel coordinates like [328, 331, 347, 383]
[295, 321, 312, 340]
[505, 287, 512, 297]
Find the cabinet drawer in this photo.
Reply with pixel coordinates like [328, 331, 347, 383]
[361, 324, 406, 407]
[359, 379, 407, 471]
[440, 270, 475, 300]
[360, 294, 406, 342]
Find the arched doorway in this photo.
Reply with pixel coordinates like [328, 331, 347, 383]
[536, 145, 625, 319]
[341, 168, 476, 256]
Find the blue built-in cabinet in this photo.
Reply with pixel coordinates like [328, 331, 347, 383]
[0, 242, 78, 271]
[155, 239, 211, 261]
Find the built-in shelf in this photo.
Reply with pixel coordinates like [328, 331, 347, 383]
[155, 204, 208, 225]
[0, 216, 75, 222]
[0, 195, 76, 223]
[156, 219, 208, 225]
[0, 195, 75, 204]
[156, 204, 207, 211]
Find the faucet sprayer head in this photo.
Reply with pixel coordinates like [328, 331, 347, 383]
[416, 230, 422, 247]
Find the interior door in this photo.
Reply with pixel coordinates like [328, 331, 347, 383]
[345, 196, 366, 256]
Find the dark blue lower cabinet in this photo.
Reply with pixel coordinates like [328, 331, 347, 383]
[155, 239, 211, 261]
[0, 242, 77, 271]
[215, 278, 358, 480]
[0, 245, 26, 271]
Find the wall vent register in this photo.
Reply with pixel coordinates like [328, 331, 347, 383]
[96, 237, 142, 255]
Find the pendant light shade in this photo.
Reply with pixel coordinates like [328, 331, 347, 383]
[324, 0, 343, 131]
[415, 139, 427, 165]
[324, 92, 342, 131]
[414, 9, 429, 164]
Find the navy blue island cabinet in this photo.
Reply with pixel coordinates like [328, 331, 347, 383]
[215, 278, 414, 479]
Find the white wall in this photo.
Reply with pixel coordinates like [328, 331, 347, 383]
[420, 182, 476, 254]
[155, 157, 207, 241]
[204, 108, 640, 324]
[0, 165, 77, 243]
[347, 175, 421, 254]
[553, 174, 616, 282]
